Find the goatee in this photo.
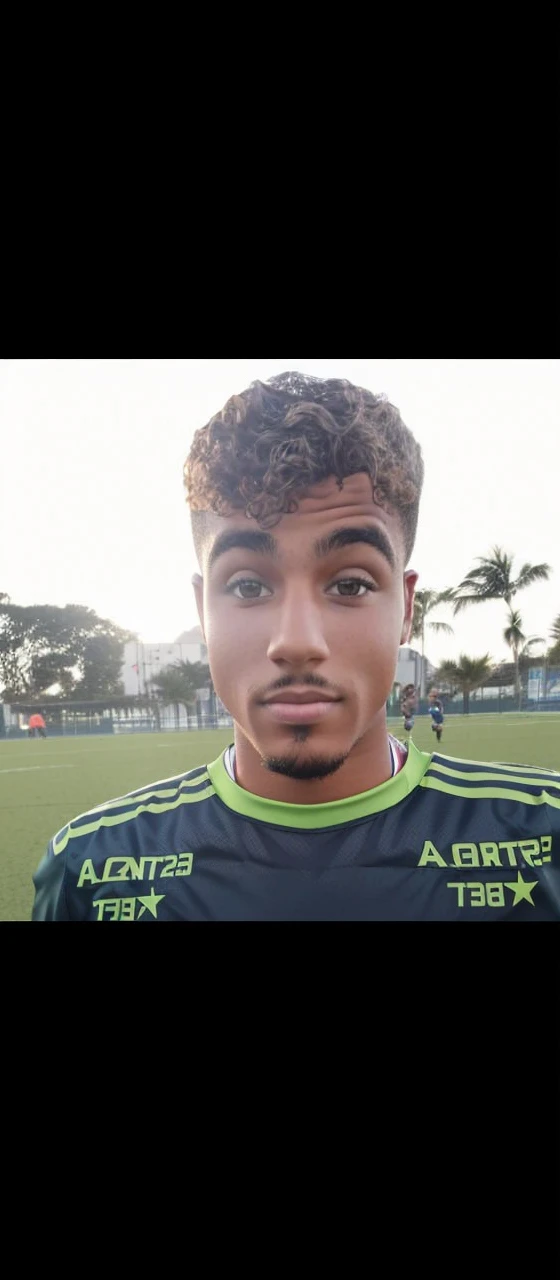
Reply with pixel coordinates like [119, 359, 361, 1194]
[262, 752, 348, 781]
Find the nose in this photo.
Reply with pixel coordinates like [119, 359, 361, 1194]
[266, 588, 330, 667]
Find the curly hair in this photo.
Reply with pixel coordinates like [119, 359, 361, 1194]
[184, 371, 424, 563]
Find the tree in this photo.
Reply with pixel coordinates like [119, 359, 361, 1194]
[453, 547, 551, 612]
[0, 600, 135, 700]
[452, 547, 551, 705]
[410, 589, 455, 697]
[149, 660, 211, 729]
[548, 614, 560, 666]
[435, 653, 494, 714]
[71, 634, 128, 699]
[28, 652, 78, 699]
[502, 608, 544, 704]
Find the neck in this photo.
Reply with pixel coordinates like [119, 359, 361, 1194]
[232, 718, 396, 804]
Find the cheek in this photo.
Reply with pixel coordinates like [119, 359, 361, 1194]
[204, 608, 258, 698]
[342, 600, 402, 651]
[344, 607, 403, 687]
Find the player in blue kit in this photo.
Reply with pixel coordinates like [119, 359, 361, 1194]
[428, 689, 444, 743]
[32, 371, 560, 920]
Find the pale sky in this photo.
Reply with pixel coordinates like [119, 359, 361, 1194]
[1, 359, 558, 672]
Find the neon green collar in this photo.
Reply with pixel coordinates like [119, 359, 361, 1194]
[207, 739, 431, 829]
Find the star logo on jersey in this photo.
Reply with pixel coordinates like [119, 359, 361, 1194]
[504, 872, 539, 907]
[137, 889, 165, 919]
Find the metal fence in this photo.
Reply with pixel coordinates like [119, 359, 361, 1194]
[0, 703, 234, 738]
[3, 670, 560, 738]
[389, 669, 560, 717]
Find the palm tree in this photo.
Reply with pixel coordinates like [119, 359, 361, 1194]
[453, 546, 550, 613]
[435, 653, 494, 714]
[503, 608, 545, 704]
[548, 614, 560, 666]
[410, 588, 455, 698]
[173, 659, 215, 724]
[172, 659, 211, 695]
[453, 546, 551, 704]
[149, 660, 211, 729]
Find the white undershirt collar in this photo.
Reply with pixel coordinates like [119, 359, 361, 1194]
[223, 736, 406, 785]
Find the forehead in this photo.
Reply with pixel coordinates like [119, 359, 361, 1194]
[200, 473, 405, 566]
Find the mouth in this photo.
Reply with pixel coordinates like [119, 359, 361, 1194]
[260, 689, 342, 724]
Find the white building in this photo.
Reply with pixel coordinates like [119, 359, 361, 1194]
[394, 646, 432, 696]
[120, 635, 431, 721]
[121, 626, 208, 696]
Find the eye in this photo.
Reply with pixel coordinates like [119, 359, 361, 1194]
[225, 578, 272, 600]
[328, 576, 377, 598]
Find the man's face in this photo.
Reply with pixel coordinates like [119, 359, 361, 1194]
[193, 473, 417, 785]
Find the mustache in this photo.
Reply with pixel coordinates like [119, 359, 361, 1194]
[255, 673, 344, 702]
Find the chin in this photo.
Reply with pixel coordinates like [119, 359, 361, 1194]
[261, 751, 348, 782]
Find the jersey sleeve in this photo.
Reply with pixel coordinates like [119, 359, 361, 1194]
[32, 843, 71, 920]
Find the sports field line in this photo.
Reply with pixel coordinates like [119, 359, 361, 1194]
[0, 765, 76, 775]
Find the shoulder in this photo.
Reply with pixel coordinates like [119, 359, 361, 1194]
[51, 763, 215, 858]
[421, 751, 560, 802]
[32, 762, 219, 919]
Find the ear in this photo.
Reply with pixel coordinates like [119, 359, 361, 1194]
[192, 573, 206, 641]
[400, 570, 418, 645]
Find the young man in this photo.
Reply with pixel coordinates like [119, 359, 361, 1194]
[428, 689, 444, 743]
[32, 371, 560, 920]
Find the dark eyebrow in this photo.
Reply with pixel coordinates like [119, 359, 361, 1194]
[314, 525, 396, 570]
[207, 528, 278, 570]
[208, 525, 396, 571]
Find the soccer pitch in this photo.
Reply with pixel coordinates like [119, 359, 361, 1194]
[2, 713, 560, 922]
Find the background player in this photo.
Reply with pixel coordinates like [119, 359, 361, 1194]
[400, 683, 417, 736]
[428, 689, 444, 743]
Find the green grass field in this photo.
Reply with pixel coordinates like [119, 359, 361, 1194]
[2, 713, 560, 921]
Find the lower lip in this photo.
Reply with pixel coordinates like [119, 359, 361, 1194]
[263, 700, 340, 723]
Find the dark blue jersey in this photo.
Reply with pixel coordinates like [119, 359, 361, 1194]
[31, 742, 560, 921]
